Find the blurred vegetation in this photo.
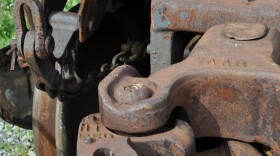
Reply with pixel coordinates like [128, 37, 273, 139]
[0, 0, 80, 48]
[64, 0, 80, 11]
[0, 0, 15, 48]
[0, 118, 35, 155]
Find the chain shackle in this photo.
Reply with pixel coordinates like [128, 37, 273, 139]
[13, 0, 48, 59]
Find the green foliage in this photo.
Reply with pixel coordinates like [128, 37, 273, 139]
[0, 118, 35, 155]
[0, 0, 15, 48]
[0, 0, 81, 48]
[64, 0, 80, 11]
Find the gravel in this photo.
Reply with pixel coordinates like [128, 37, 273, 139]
[0, 118, 35, 156]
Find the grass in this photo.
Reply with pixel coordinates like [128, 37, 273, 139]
[0, 0, 15, 48]
[64, 0, 80, 11]
[0, 118, 35, 156]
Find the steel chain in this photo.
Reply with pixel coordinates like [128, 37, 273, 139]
[53, 39, 149, 101]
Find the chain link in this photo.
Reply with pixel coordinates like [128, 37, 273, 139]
[99, 39, 149, 78]
[57, 39, 149, 101]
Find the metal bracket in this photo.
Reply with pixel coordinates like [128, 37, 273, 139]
[77, 113, 195, 156]
[99, 24, 280, 154]
[150, 0, 280, 72]
[13, 0, 82, 99]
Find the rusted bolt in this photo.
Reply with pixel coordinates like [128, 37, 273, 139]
[115, 83, 153, 104]
[124, 84, 143, 92]
[224, 23, 267, 41]
[83, 136, 93, 144]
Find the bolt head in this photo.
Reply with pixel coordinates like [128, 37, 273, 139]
[224, 23, 267, 41]
[83, 137, 93, 144]
[114, 83, 153, 104]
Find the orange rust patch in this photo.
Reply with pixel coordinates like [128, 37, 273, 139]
[164, 35, 170, 40]
[217, 88, 236, 102]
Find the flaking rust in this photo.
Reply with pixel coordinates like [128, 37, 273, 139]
[5, 0, 280, 154]
[98, 24, 280, 155]
[150, 0, 280, 72]
[77, 113, 195, 155]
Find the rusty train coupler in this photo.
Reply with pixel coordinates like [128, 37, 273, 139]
[92, 23, 280, 155]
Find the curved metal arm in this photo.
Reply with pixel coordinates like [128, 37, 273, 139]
[13, 0, 48, 59]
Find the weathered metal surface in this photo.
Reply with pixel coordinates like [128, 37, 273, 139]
[12, 0, 149, 101]
[49, 11, 79, 59]
[151, 0, 280, 32]
[197, 140, 262, 156]
[150, 0, 280, 72]
[32, 88, 57, 156]
[0, 47, 32, 129]
[77, 113, 195, 156]
[78, 0, 108, 42]
[13, 0, 82, 99]
[224, 23, 267, 41]
[0, 66, 32, 129]
[55, 101, 68, 156]
[33, 87, 101, 156]
[226, 141, 262, 156]
[99, 24, 280, 154]
[13, 0, 48, 59]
